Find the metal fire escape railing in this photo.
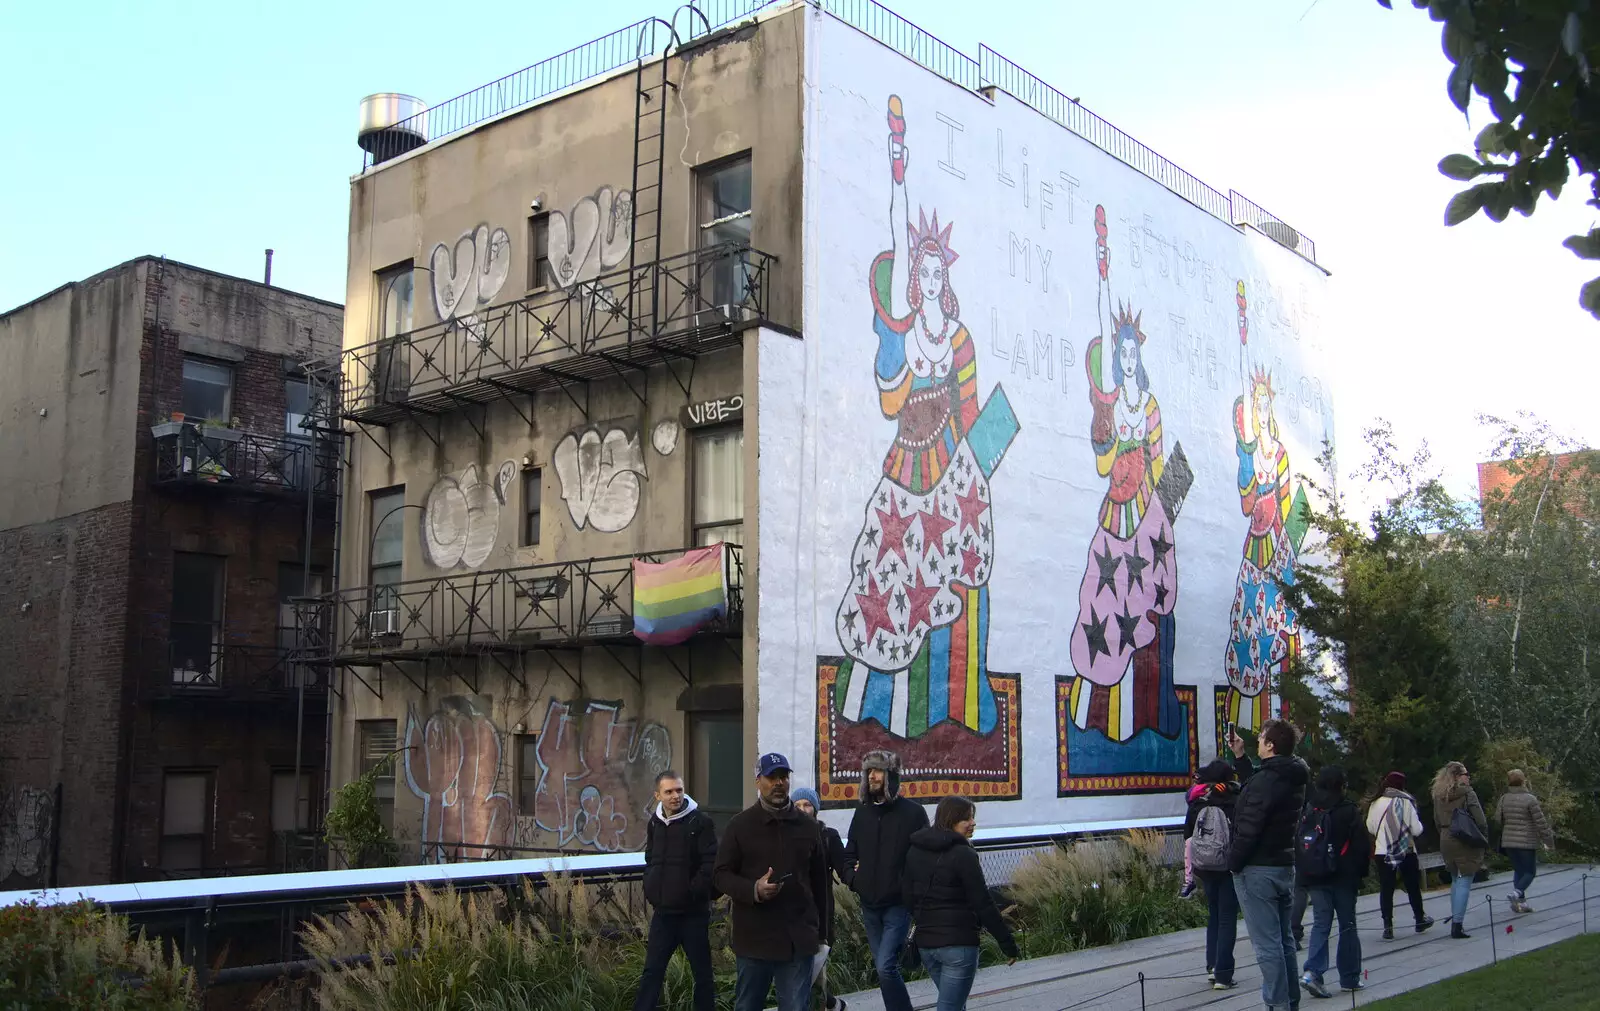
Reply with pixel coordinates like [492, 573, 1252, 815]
[151, 424, 339, 500]
[148, 635, 330, 700]
[296, 544, 744, 669]
[341, 242, 775, 426]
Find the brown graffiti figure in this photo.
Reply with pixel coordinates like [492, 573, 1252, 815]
[530, 699, 671, 853]
[403, 696, 514, 860]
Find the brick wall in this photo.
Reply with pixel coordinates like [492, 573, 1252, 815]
[0, 499, 134, 887]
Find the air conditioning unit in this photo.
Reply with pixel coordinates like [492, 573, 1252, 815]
[368, 609, 401, 637]
[172, 667, 207, 684]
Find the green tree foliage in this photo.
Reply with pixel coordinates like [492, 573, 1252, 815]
[1279, 427, 1484, 799]
[0, 900, 194, 1009]
[1377, 0, 1600, 316]
[324, 753, 400, 870]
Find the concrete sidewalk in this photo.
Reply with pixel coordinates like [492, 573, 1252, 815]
[835, 863, 1598, 1010]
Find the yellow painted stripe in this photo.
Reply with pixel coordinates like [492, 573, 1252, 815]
[1108, 677, 1122, 740]
[1069, 675, 1082, 715]
[963, 588, 979, 727]
[634, 570, 721, 605]
[957, 359, 976, 383]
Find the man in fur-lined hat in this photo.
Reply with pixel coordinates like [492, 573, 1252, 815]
[843, 750, 929, 1011]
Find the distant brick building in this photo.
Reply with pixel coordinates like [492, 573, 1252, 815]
[1478, 451, 1597, 518]
[0, 258, 341, 887]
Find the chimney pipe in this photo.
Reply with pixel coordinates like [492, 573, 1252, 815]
[264, 249, 274, 286]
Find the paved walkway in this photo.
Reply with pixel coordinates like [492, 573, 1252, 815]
[835, 863, 1597, 1010]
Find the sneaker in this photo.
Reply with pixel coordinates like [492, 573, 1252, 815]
[1206, 968, 1214, 983]
[1301, 974, 1332, 999]
[1212, 979, 1238, 991]
[1341, 981, 1367, 993]
[1179, 881, 1198, 899]
[1382, 925, 1394, 940]
[1451, 924, 1472, 939]
[1415, 916, 1435, 933]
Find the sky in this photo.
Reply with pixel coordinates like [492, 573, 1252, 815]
[3, 0, 1596, 500]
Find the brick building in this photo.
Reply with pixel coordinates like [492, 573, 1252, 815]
[0, 258, 342, 887]
[322, 0, 1333, 862]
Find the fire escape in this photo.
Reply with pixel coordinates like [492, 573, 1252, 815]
[304, 10, 775, 703]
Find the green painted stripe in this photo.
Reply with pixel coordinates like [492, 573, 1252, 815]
[835, 658, 854, 712]
[633, 587, 725, 620]
[907, 642, 929, 737]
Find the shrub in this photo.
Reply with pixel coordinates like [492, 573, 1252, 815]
[0, 900, 194, 1010]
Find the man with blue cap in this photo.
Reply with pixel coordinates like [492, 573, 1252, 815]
[713, 752, 831, 1011]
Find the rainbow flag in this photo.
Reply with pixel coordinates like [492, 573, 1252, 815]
[633, 544, 728, 645]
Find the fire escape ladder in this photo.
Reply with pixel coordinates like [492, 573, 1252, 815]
[630, 19, 680, 344]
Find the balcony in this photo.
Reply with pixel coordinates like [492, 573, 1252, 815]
[151, 423, 338, 503]
[342, 243, 777, 427]
[301, 545, 744, 672]
[148, 635, 330, 702]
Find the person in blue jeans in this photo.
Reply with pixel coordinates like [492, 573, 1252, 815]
[1184, 758, 1243, 990]
[1431, 761, 1488, 938]
[1228, 719, 1310, 1011]
[844, 751, 928, 1011]
[901, 795, 1018, 1010]
[1297, 765, 1370, 999]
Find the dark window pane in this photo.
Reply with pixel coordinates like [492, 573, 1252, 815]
[701, 158, 752, 222]
[180, 359, 232, 422]
[523, 469, 541, 546]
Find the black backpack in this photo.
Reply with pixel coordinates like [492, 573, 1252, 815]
[1295, 803, 1341, 877]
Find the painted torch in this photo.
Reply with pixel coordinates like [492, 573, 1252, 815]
[1237, 280, 1249, 345]
[1094, 204, 1109, 280]
[888, 94, 907, 183]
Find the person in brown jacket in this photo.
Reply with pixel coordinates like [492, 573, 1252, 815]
[1432, 761, 1489, 938]
[712, 752, 831, 1011]
[1496, 769, 1554, 913]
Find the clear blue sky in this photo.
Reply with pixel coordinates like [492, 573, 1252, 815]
[4, 0, 1595, 489]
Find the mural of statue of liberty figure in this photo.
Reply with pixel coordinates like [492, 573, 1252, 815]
[832, 94, 1019, 741]
[1223, 281, 1308, 737]
[1064, 205, 1190, 746]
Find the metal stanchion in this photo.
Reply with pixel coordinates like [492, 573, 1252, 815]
[1488, 896, 1498, 965]
[1583, 873, 1589, 934]
[1138, 971, 1147, 1010]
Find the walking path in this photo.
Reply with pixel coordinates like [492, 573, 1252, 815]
[835, 863, 1597, 1010]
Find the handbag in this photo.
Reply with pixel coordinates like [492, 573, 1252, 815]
[1450, 805, 1489, 849]
[900, 851, 949, 972]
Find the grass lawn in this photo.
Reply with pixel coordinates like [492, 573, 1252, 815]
[1363, 934, 1600, 1010]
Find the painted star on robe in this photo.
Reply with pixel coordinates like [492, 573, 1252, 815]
[855, 584, 899, 647]
[1123, 546, 1150, 591]
[1082, 607, 1111, 661]
[958, 543, 983, 583]
[953, 478, 988, 536]
[1149, 531, 1174, 567]
[1093, 545, 1122, 595]
[902, 570, 941, 632]
[1114, 603, 1142, 653]
[1154, 583, 1169, 609]
[874, 497, 918, 567]
[919, 503, 958, 559]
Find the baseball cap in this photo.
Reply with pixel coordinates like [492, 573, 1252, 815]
[756, 752, 792, 777]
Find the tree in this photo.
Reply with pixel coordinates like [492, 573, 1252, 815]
[1378, 0, 1600, 317]
[1279, 428, 1484, 798]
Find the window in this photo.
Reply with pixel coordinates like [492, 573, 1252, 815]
[180, 357, 233, 424]
[170, 553, 224, 684]
[690, 715, 743, 831]
[358, 720, 398, 831]
[692, 427, 743, 547]
[522, 469, 542, 546]
[271, 770, 314, 832]
[527, 214, 551, 290]
[369, 488, 404, 609]
[377, 264, 414, 339]
[160, 771, 212, 872]
[516, 733, 541, 814]
[697, 155, 753, 306]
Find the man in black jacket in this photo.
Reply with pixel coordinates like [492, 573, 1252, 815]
[1296, 765, 1370, 999]
[1229, 719, 1310, 1011]
[634, 770, 719, 1011]
[843, 750, 927, 1011]
[713, 753, 830, 1011]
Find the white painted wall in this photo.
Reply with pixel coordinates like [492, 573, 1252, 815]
[760, 12, 1334, 836]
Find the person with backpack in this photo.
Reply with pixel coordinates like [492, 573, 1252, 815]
[1229, 719, 1310, 1011]
[1495, 769, 1554, 914]
[634, 771, 720, 1011]
[1296, 766, 1370, 999]
[1184, 758, 1242, 991]
[1365, 771, 1434, 939]
[1431, 761, 1488, 939]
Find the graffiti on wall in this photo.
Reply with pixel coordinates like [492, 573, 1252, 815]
[0, 785, 55, 889]
[422, 462, 517, 569]
[1056, 204, 1198, 796]
[431, 223, 512, 329]
[1219, 281, 1307, 749]
[553, 425, 647, 532]
[547, 187, 634, 290]
[817, 95, 1023, 806]
[403, 696, 515, 860]
[528, 699, 670, 852]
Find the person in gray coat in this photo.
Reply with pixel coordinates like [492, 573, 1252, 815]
[1496, 769, 1554, 913]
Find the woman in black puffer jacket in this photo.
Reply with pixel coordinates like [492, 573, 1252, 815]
[902, 796, 1019, 1010]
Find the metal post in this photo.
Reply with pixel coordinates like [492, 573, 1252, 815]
[1488, 896, 1497, 964]
[1584, 873, 1589, 934]
[1138, 971, 1146, 1010]
[264, 248, 274, 286]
